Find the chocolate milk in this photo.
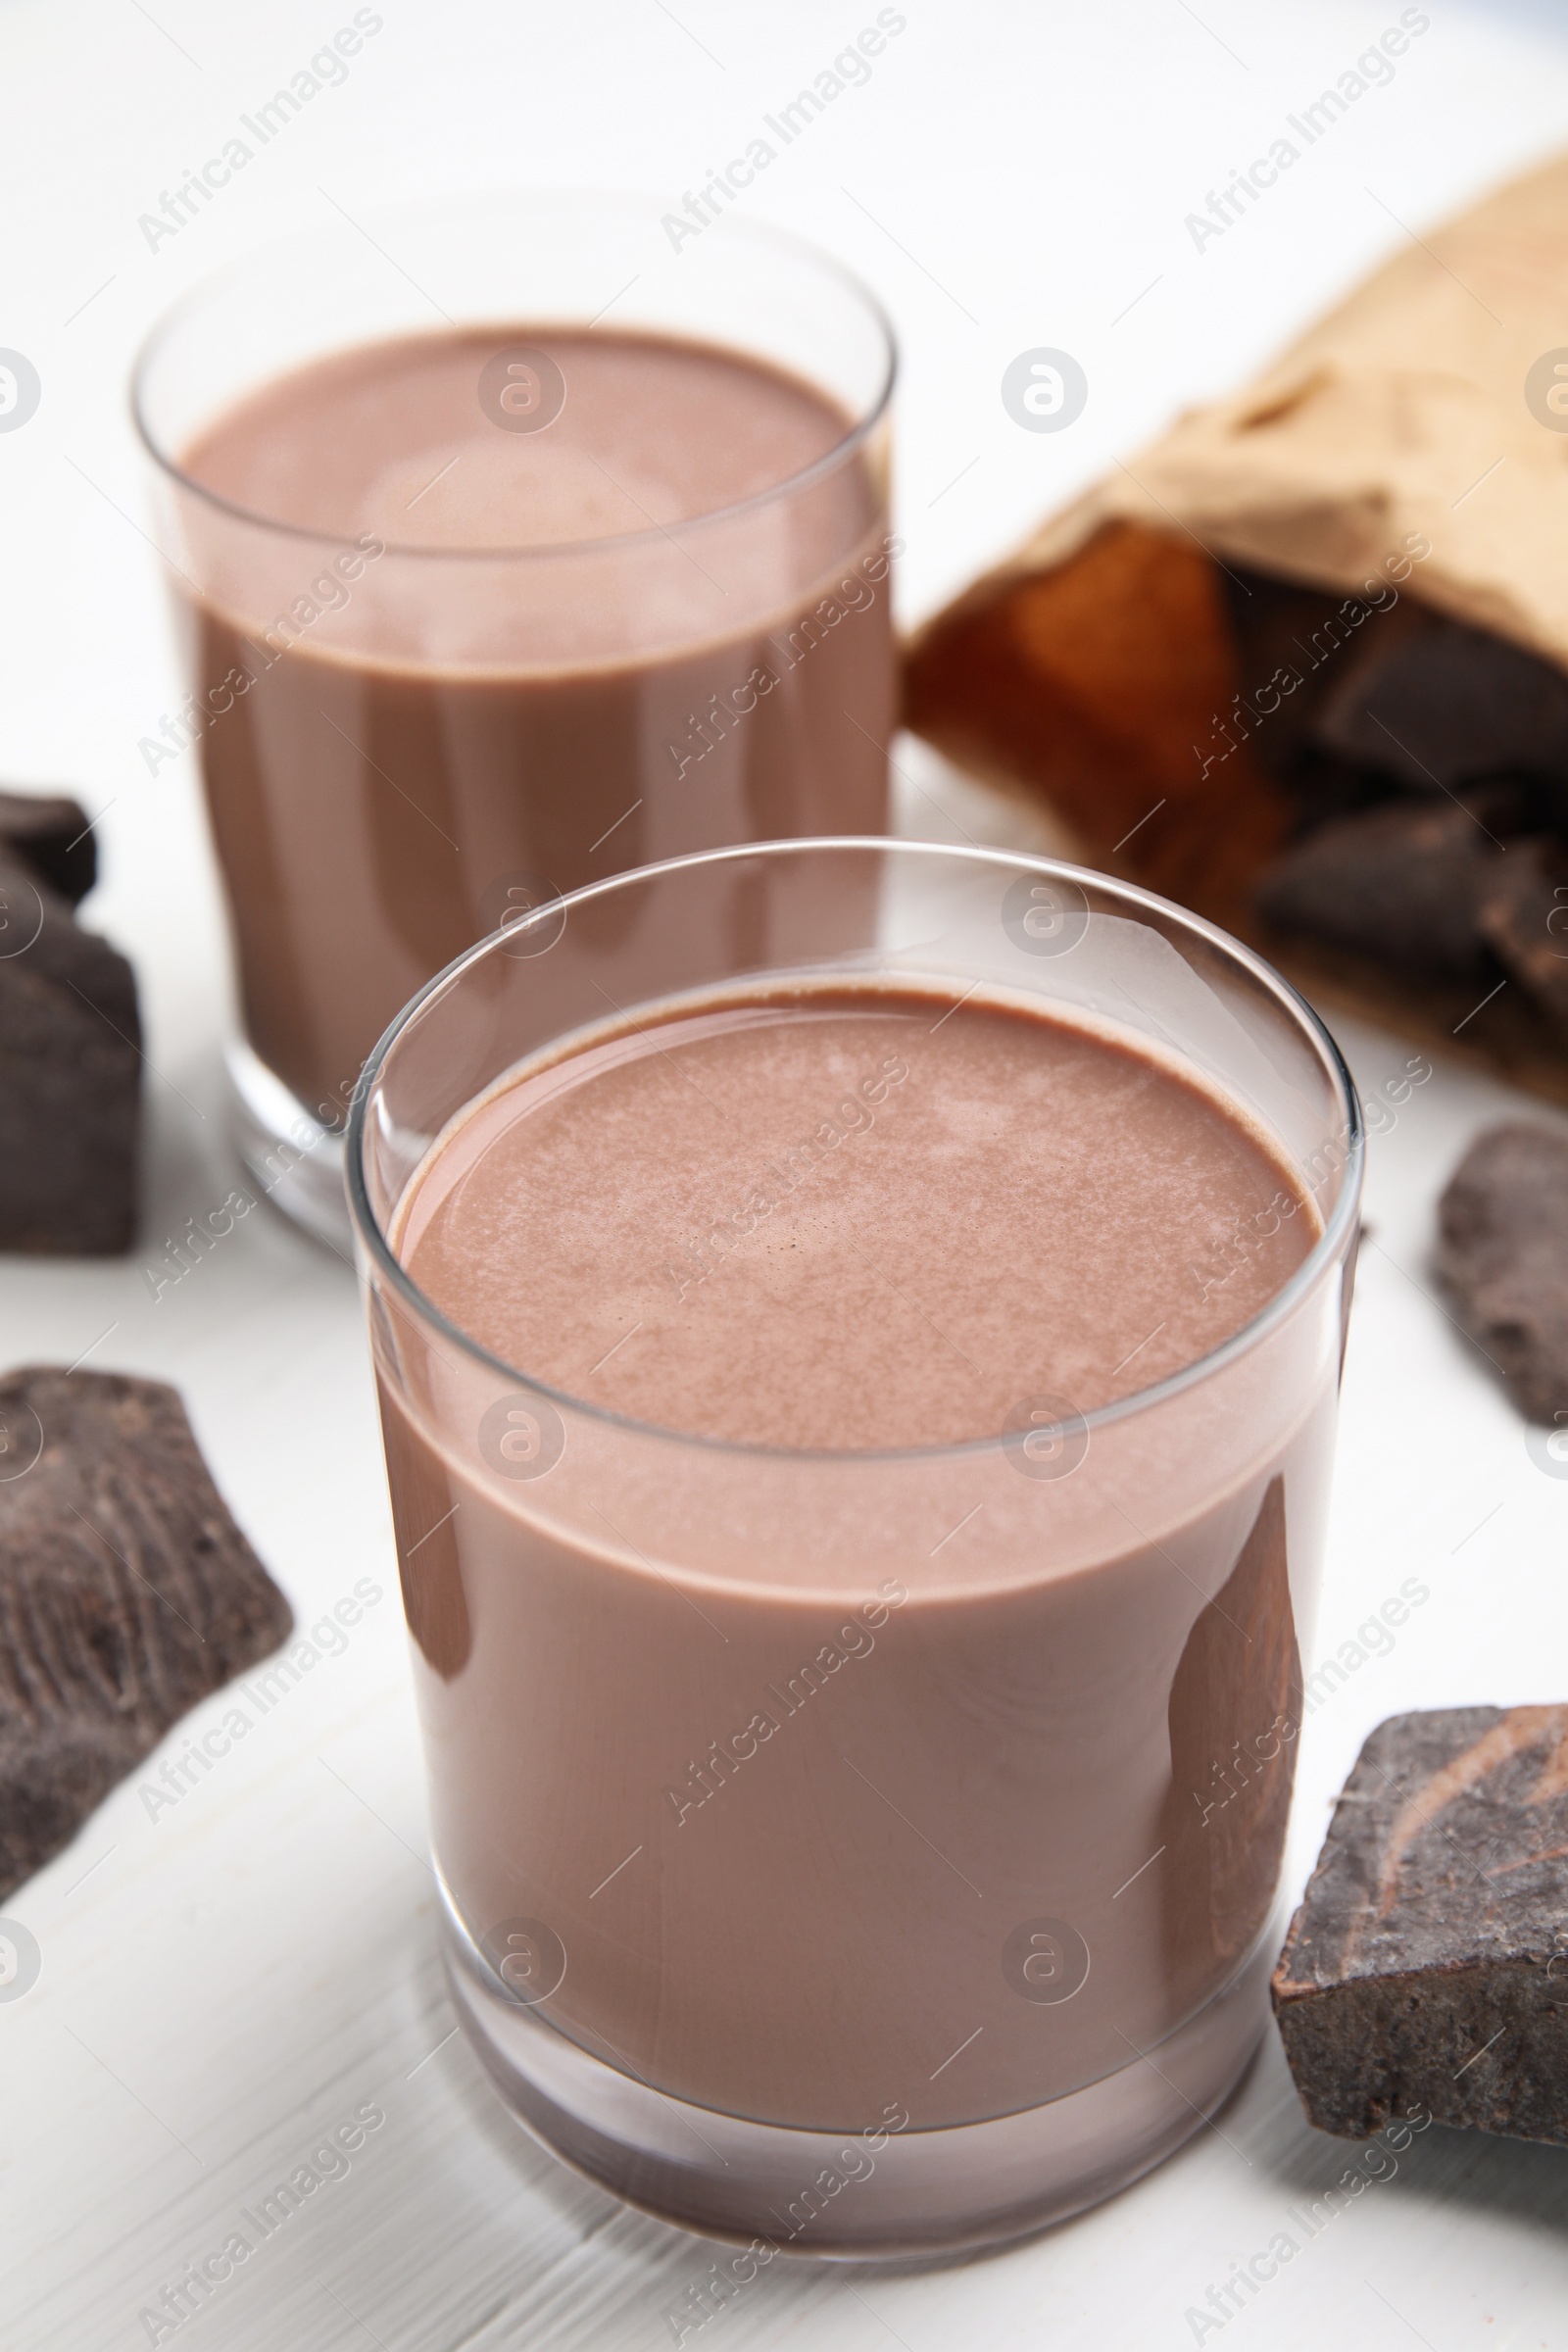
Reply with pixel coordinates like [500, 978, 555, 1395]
[376, 985, 1332, 2132]
[176, 331, 894, 1115]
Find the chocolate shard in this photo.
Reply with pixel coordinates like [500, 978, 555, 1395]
[0, 1366, 293, 1900]
[0, 858, 140, 1253]
[1252, 799, 1504, 980]
[1221, 567, 1430, 788]
[1436, 1121, 1568, 1424]
[1273, 1706, 1568, 2144]
[1312, 608, 1568, 791]
[1480, 836, 1568, 1032]
[1273, 750, 1406, 833]
[0, 789, 95, 906]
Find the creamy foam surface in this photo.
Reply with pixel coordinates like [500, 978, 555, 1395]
[397, 986, 1319, 1450]
[183, 327, 853, 553]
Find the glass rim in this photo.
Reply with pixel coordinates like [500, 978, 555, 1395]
[129, 188, 899, 565]
[346, 838, 1365, 1465]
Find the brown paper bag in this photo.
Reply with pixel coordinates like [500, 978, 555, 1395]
[906, 151, 1568, 1101]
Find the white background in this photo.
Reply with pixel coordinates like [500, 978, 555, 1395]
[4, 2, 1568, 2346]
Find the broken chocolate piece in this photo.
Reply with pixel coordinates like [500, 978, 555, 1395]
[1253, 800, 1503, 980]
[0, 1366, 292, 1899]
[1480, 837, 1568, 1034]
[1273, 1705, 1568, 2144]
[0, 789, 95, 907]
[1274, 750, 1404, 834]
[1312, 610, 1568, 792]
[1436, 1121, 1568, 1424]
[1221, 567, 1429, 789]
[0, 859, 140, 1252]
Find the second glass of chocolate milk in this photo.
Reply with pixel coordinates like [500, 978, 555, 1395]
[135, 194, 897, 1243]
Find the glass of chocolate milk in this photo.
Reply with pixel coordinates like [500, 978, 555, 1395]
[133, 195, 896, 1246]
[348, 838, 1363, 2256]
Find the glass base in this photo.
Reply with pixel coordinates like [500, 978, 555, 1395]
[225, 1039, 352, 1253]
[442, 1881, 1279, 2260]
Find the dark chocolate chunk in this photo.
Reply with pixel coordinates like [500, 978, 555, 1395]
[1437, 1121, 1568, 1424]
[0, 789, 95, 906]
[0, 859, 140, 1252]
[0, 1366, 293, 1900]
[1273, 1705, 1568, 2144]
[1275, 750, 1405, 832]
[1479, 836, 1568, 1032]
[1220, 567, 1396, 783]
[1312, 608, 1568, 790]
[1253, 799, 1503, 979]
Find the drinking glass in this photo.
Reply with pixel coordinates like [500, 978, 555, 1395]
[348, 838, 1362, 2256]
[135, 196, 896, 1245]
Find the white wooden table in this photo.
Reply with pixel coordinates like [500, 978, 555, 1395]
[5, 4, 1568, 2344]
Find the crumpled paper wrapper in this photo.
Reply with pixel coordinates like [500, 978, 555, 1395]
[905, 150, 1568, 1099]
